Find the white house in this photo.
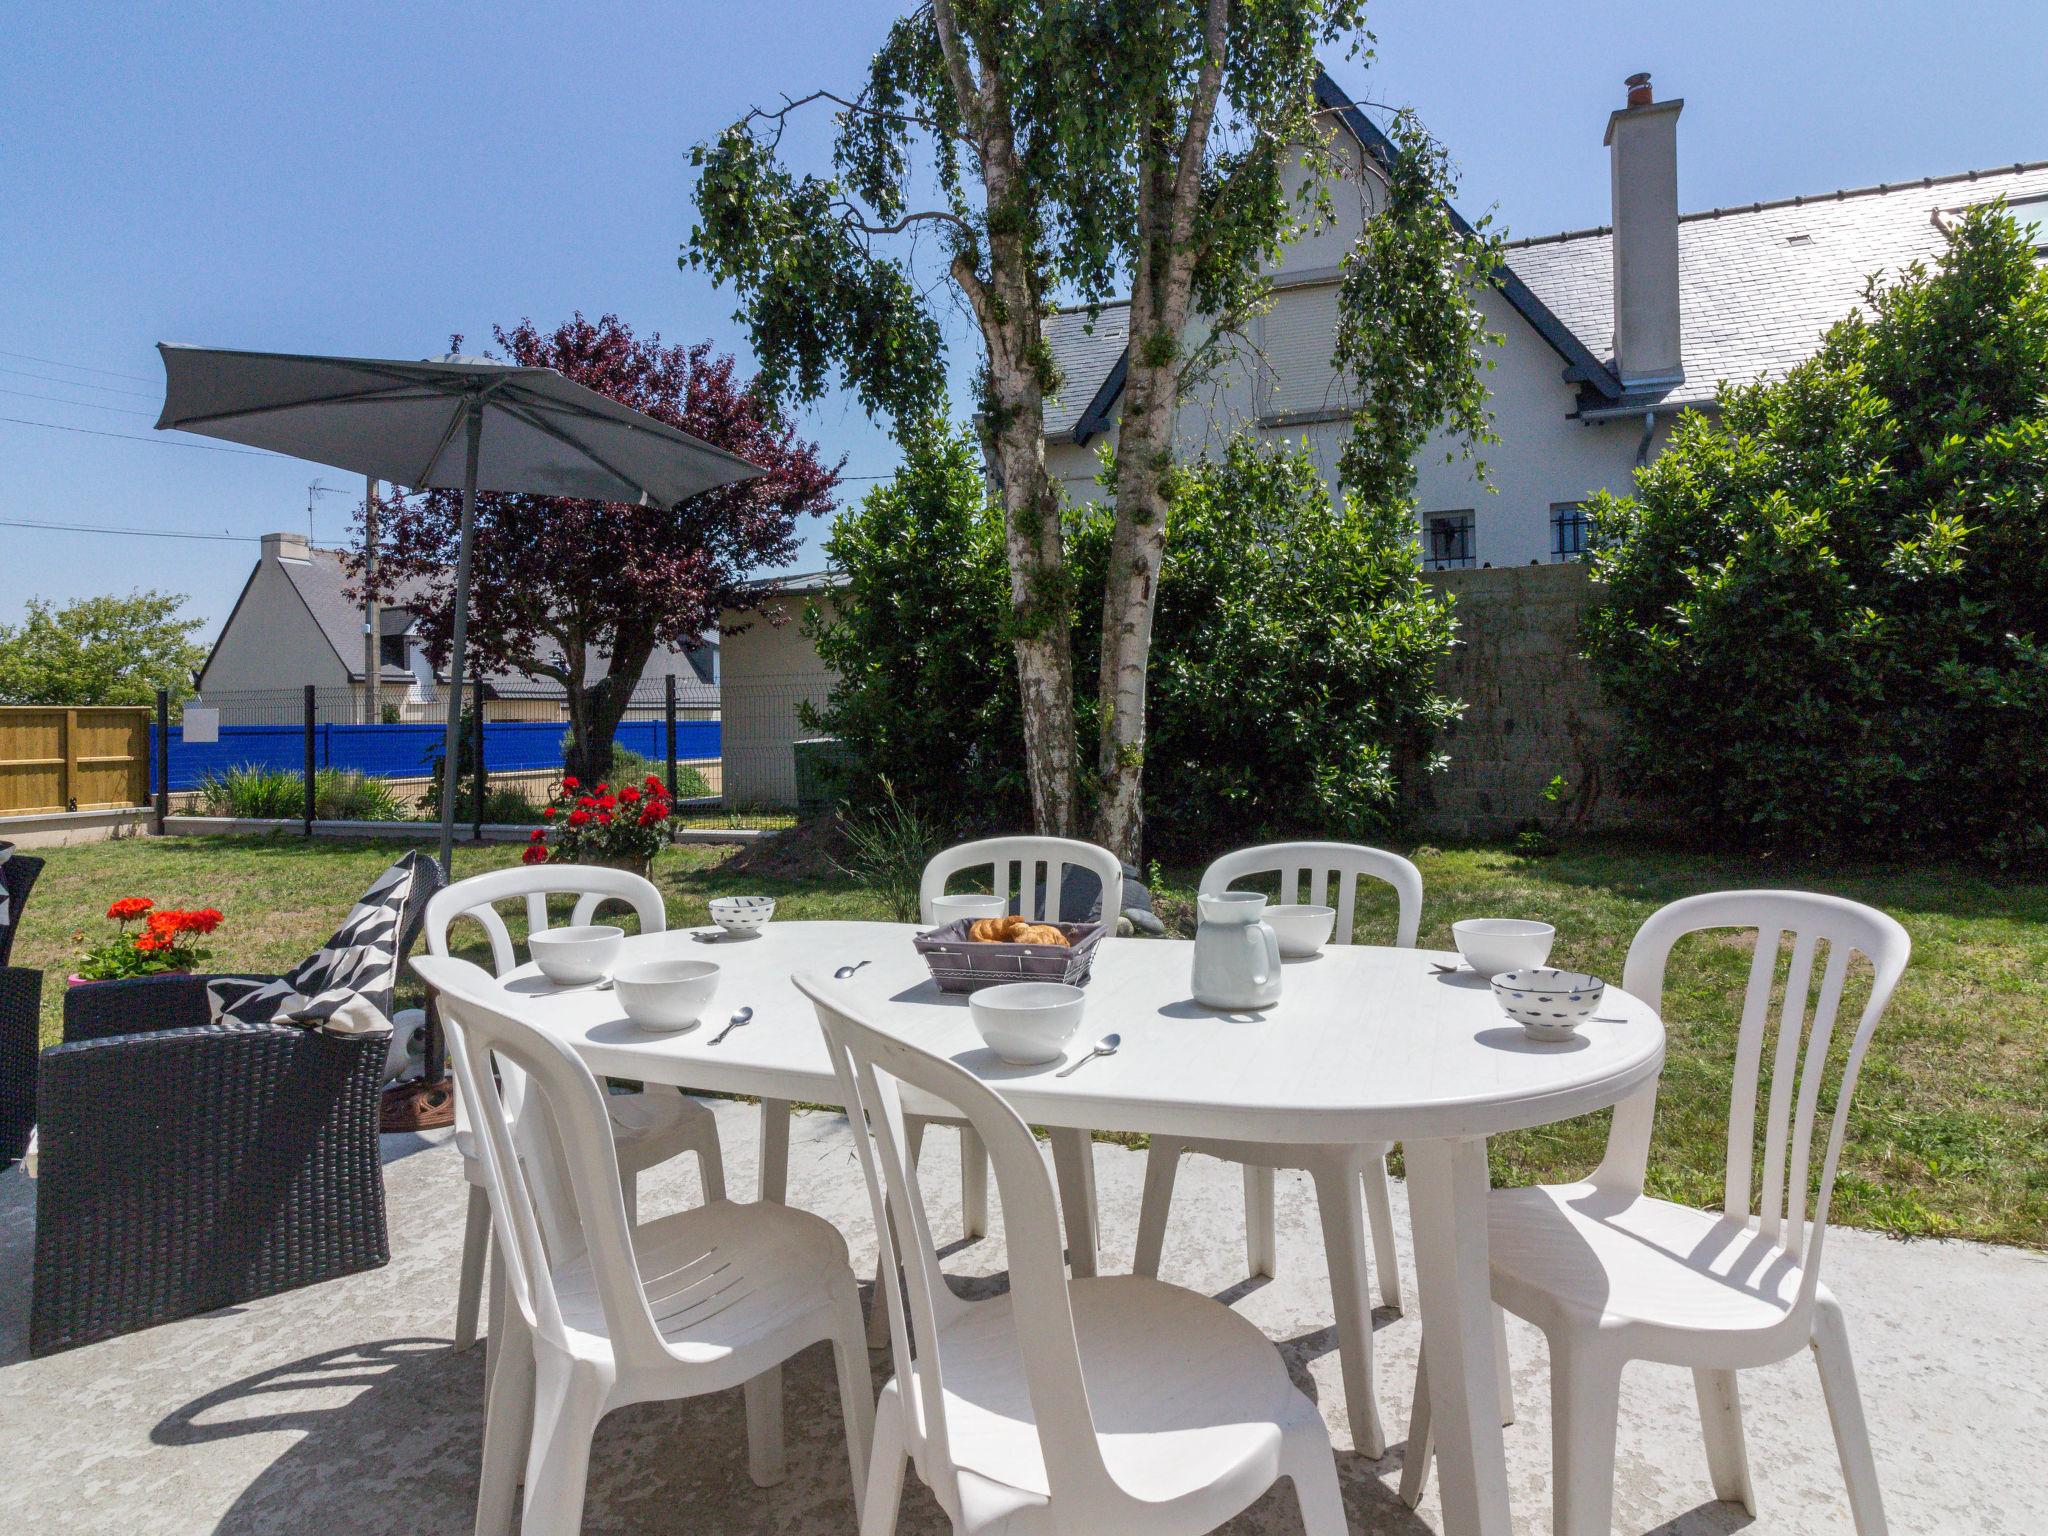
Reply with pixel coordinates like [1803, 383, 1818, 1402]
[196, 530, 719, 722]
[1043, 70, 2048, 568]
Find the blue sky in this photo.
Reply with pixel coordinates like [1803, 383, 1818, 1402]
[4, 1, 2044, 640]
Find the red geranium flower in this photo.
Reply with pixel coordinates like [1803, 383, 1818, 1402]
[521, 844, 549, 865]
[177, 908, 224, 935]
[594, 782, 609, 795]
[576, 795, 596, 809]
[561, 775, 580, 790]
[107, 896, 153, 921]
[542, 806, 557, 819]
[596, 811, 613, 825]
[528, 828, 546, 843]
[618, 786, 640, 804]
[567, 808, 591, 827]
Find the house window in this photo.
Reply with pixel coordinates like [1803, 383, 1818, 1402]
[379, 635, 407, 669]
[1550, 502, 1591, 563]
[1424, 510, 1475, 570]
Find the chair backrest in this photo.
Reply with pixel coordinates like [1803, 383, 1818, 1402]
[415, 954, 670, 1366]
[918, 836, 1124, 926]
[1199, 841, 1422, 948]
[1612, 890, 1909, 1307]
[0, 851, 46, 968]
[798, 972, 1124, 1515]
[422, 864, 666, 975]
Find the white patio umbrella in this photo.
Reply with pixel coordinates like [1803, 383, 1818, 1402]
[156, 343, 766, 873]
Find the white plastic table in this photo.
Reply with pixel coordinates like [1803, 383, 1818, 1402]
[494, 920, 1664, 1536]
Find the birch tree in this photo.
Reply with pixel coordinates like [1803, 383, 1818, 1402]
[691, 2, 1497, 858]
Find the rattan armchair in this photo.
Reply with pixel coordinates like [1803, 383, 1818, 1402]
[1, 967, 40, 1165]
[27, 853, 444, 1355]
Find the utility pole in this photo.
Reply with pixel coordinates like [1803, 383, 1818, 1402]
[362, 477, 381, 725]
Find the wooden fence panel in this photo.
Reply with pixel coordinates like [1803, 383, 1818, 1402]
[0, 706, 151, 815]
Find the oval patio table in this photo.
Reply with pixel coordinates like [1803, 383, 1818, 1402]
[492, 920, 1665, 1536]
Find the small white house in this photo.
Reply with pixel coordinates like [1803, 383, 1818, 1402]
[1042, 70, 2048, 568]
[196, 531, 719, 722]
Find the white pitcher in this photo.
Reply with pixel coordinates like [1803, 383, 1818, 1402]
[1191, 890, 1282, 1011]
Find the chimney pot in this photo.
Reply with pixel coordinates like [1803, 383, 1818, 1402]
[1626, 72, 1654, 108]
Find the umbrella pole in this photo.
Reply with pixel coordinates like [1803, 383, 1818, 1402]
[436, 400, 484, 876]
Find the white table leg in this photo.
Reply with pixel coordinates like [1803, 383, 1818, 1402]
[1405, 1136, 1511, 1536]
[758, 1098, 791, 1204]
[1049, 1128, 1099, 1278]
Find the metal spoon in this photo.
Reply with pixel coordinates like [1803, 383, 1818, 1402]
[1055, 1033, 1121, 1078]
[707, 1006, 754, 1046]
[833, 959, 872, 979]
[1430, 961, 1462, 975]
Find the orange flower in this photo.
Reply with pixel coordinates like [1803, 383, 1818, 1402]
[107, 897, 153, 921]
[176, 908, 224, 936]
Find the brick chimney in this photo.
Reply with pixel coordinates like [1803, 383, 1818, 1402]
[1604, 72, 1684, 389]
[261, 530, 311, 562]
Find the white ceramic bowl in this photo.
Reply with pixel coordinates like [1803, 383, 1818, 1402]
[1452, 918, 1555, 979]
[528, 924, 623, 985]
[1264, 903, 1337, 959]
[930, 893, 1008, 927]
[968, 981, 1087, 1066]
[708, 895, 776, 937]
[1491, 967, 1605, 1040]
[613, 959, 722, 1031]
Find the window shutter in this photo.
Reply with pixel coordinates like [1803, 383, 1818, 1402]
[1257, 284, 1353, 421]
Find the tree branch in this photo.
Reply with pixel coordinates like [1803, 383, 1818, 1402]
[836, 202, 975, 239]
[929, 0, 989, 147]
[1170, 0, 1232, 250]
[740, 87, 969, 149]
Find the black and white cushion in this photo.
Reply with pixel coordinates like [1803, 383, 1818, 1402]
[208, 853, 426, 1035]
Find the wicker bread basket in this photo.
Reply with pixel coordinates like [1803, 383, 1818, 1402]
[911, 918, 1107, 994]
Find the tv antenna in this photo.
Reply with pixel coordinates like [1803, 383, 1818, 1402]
[306, 478, 352, 544]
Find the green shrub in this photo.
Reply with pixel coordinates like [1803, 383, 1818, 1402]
[1583, 204, 2048, 852]
[196, 765, 402, 821]
[833, 778, 946, 922]
[1072, 435, 1458, 856]
[802, 419, 1031, 824]
[314, 769, 401, 821]
[197, 764, 302, 818]
[805, 421, 1458, 855]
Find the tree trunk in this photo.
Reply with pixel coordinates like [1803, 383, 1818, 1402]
[936, 13, 1078, 839]
[993, 401, 1078, 837]
[1092, 24, 1227, 863]
[1095, 347, 1177, 860]
[561, 630, 655, 789]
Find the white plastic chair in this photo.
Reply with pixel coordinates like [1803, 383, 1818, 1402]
[907, 836, 1124, 1245]
[1400, 890, 1909, 1535]
[1133, 841, 1417, 1457]
[423, 865, 726, 1353]
[421, 957, 874, 1535]
[798, 971, 1345, 1536]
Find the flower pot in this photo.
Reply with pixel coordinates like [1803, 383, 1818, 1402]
[69, 969, 190, 987]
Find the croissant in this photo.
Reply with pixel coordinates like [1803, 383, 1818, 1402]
[1014, 923, 1070, 947]
[968, 915, 1032, 943]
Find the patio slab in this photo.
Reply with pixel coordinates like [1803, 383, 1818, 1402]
[1, 1099, 2042, 1534]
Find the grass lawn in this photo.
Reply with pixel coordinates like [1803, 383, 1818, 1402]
[15, 832, 2047, 1249]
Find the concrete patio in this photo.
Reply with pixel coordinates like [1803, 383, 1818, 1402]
[2, 1099, 2042, 1535]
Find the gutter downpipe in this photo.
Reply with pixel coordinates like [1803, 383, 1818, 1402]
[1635, 409, 1656, 468]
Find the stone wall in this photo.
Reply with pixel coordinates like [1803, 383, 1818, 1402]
[1405, 563, 1666, 838]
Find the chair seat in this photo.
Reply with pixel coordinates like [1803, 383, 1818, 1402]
[458, 1087, 717, 1184]
[913, 1275, 1307, 1509]
[1489, 1182, 1807, 1348]
[554, 1198, 852, 1362]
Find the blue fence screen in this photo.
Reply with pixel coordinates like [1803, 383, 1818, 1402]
[149, 719, 720, 794]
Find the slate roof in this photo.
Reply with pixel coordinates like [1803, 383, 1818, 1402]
[1503, 161, 2048, 410]
[263, 546, 717, 701]
[1043, 303, 1130, 437]
[280, 549, 426, 684]
[1038, 75, 2048, 435]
